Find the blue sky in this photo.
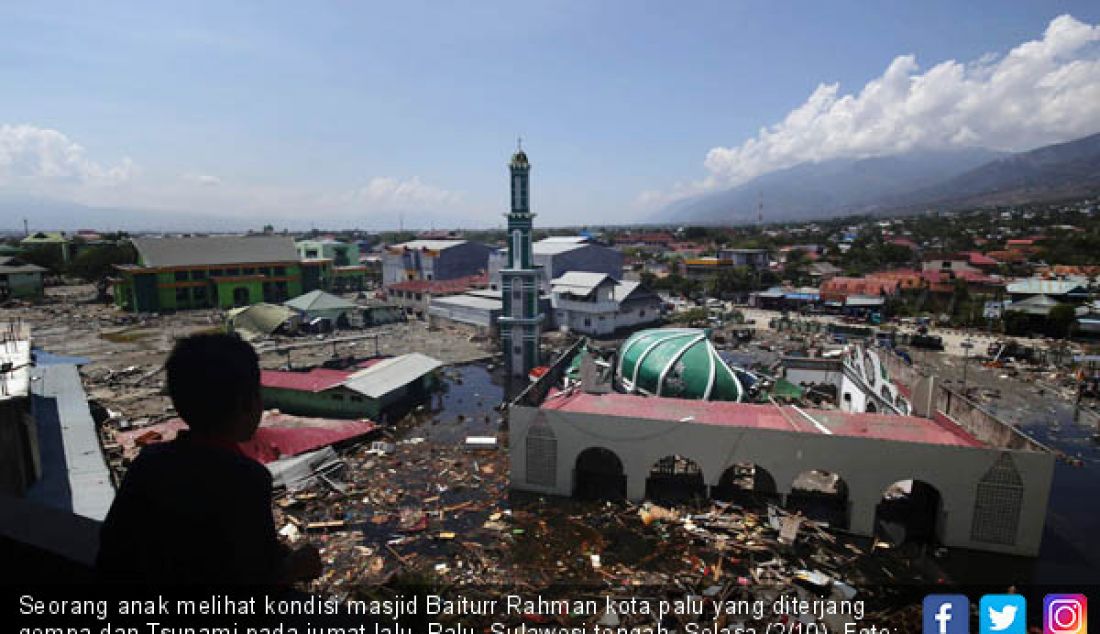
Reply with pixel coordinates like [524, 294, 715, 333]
[2, 1, 1099, 230]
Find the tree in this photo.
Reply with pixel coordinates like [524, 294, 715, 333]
[21, 245, 66, 273]
[1047, 304, 1077, 339]
[69, 244, 137, 281]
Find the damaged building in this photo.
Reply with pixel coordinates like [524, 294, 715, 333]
[510, 328, 1055, 557]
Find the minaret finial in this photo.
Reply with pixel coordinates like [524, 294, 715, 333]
[517, 136, 523, 152]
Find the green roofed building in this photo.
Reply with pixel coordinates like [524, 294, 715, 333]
[616, 328, 743, 401]
[111, 235, 324, 312]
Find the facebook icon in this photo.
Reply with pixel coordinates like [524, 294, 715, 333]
[925, 595, 971, 634]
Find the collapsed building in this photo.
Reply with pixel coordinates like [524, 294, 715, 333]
[510, 328, 1055, 557]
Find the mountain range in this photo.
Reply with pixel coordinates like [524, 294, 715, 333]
[660, 131, 1100, 224]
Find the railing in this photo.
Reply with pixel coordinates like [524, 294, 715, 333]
[509, 337, 586, 408]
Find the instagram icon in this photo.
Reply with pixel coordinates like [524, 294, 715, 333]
[1045, 595, 1088, 634]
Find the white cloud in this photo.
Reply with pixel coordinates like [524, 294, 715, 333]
[0, 123, 134, 187]
[182, 172, 222, 186]
[645, 14, 1100, 207]
[343, 176, 463, 210]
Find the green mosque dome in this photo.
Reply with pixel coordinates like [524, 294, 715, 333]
[616, 328, 743, 401]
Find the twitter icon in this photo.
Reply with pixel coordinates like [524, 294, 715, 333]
[981, 595, 1027, 634]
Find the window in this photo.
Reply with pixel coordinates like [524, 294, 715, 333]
[971, 453, 1024, 545]
[525, 423, 557, 486]
[191, 270, 206, 280]
[274, 266, 287, 276]
[226, 268, 241, 276]
[192, 286, 207, 304]
[243, 267, 256, 275]
[584, 318, 591, 327]
[514, 346, 522, 354]
[415, 293, 422, 301]
[639, 310, 646, 318]
[175, 288, 189, 303]
[174, 271, 188, 281]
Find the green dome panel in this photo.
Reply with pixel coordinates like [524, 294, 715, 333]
[617, 328, 743, 401]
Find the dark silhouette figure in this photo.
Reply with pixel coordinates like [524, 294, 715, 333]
[96, 333, 321, 584]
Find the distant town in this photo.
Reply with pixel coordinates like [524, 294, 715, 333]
[3, 150, 1099, 624]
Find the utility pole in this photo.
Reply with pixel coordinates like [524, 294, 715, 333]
[961, 338, 974, 394]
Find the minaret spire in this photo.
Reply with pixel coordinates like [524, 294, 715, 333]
[499, 143, 544, 377]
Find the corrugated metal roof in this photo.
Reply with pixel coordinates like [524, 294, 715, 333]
[429, 294, 502, 311]
[534, 237, 589, 255]
[132, 235, 298, 267]
[27, 363, 115, 520]
[261, 368, 353, 393]
[550, 271, 617, 293]
[542, 391, 983, 448]
[391, 239, 466, 251]
[343, 352, 442, 398]
[1006, 278, 1088, 295]
[284, 290, 358, 312]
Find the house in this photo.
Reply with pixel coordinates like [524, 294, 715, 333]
[111, 235, 316, 312]
[922, 255, 982, 276]
[550, 272, 662, 336]
[807, 261, 841, 282]
[1006, 278, 1090, 303]
[19, 232, 70, 264]
[382, 240, 492, 287]
[0, 257, 47, 299]
[284, 290, 359, 329]
[295, 239, 368, 291]
[260, 353, 442, 420]
[819, 277, 898, 303]
[488, 236, 624, 293]
[225, 304, 301, 341]
[385, 274, 488, 316]
[427, 292, 503, 332]
[682, 248, 770, 280]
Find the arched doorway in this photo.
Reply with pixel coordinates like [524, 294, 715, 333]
[573, 447, 626, 501]
[866, 401, 878, 413]
[645, 455, 706, 505]
[874, 479, 943, 547]
[787, 469, 850, 529]
[711, 463, 780, 507]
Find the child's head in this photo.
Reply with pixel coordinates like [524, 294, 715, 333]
[166, 333, 262, 441]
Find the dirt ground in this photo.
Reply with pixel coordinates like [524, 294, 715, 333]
[2, 284, 496, 420]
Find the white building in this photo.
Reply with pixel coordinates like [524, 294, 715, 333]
[550, 273, 662, 336]
[489, 236, 624, 294]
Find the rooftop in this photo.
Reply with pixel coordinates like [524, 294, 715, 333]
[389, 239, 467, 251]
[534, 236, 591, 255]
[541, 391, 983, 448]
[261, 368, 353, 393]
[132, 235, 298, 268]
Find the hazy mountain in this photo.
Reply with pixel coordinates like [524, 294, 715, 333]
[880, 131, 1100, 212]
[0, 195, 251, 234]
[661, 132, 1100, 224]
[661, 148, 1004, 224]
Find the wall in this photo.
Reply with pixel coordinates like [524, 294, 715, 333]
[261, 386, 378, 419]
[510, 405, 1055, 556]
[4, 272, 43, 298]
[437, 242, 493, 281]
[0, 398, 38, 496]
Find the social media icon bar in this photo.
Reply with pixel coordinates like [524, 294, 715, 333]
[1045, 594, 1088, 634]
[981, 595, 1027, 634]
[925, 595, 970, 634]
